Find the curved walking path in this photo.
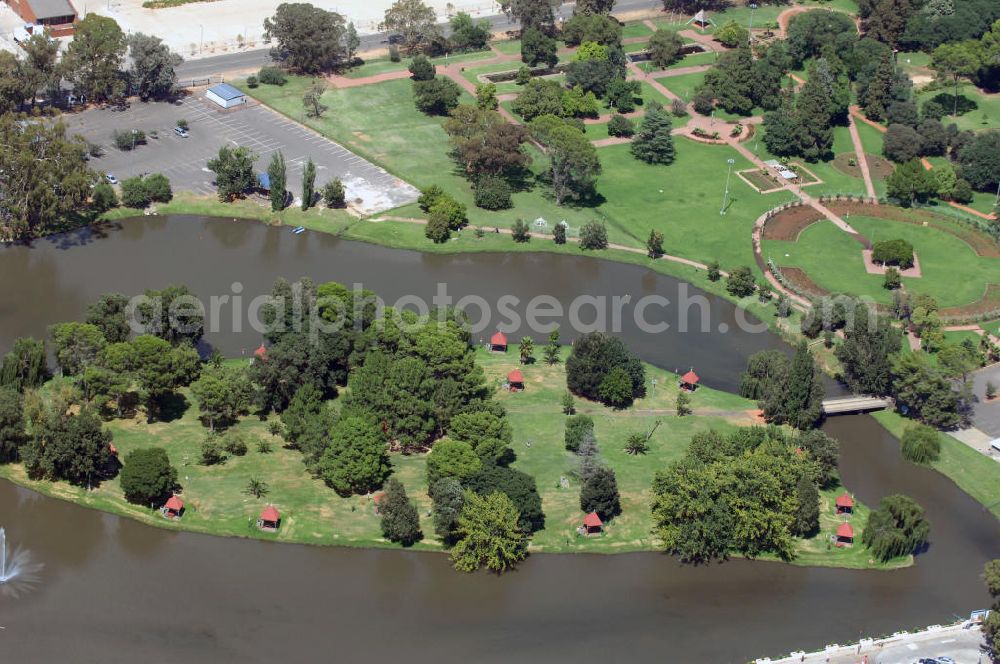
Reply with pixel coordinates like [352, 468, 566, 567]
[374, 215, 722, 274]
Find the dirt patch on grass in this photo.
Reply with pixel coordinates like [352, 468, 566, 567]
[761, 205, 827, 241]
[832, 153, 893, 180]
[827, 202, 1000, 258]
[777, 266, 830, 299]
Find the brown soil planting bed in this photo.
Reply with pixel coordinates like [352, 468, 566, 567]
[777, 267, 830, 299]
[761, 205, 826, 241]
[832, 153, 894, 180]
[826, 202, 1000, 258]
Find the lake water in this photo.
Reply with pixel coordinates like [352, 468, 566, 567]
[0, 217, 996, 663]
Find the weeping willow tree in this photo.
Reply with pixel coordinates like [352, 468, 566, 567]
[0, 337, 47, 392]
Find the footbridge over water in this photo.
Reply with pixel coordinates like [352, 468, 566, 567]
[821, 396, 892, 415]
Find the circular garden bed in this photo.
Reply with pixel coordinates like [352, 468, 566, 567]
[760, 202, 1000, 320]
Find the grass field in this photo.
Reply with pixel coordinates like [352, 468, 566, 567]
[762, 214, 1000, 307]
[871, 410, 1000, 522]
[0, 347, 906, 567]
[345, 50, 494, 79]
[915, 83, 1000, 133]
[240, 75, 784, 273]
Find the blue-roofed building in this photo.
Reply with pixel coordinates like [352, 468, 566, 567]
[206, 83, 247, 109]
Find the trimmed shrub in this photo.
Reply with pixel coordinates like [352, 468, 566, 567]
[900, 424, 941, 465]
[258, 66, 287, 86]
[607, 113, 635, 137]
[872, 238, 914, 269]
[473, 175, 513, 210]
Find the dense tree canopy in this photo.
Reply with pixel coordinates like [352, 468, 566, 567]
[450, 490, 526, 572]
[566, 332, 646, 407]
[127, 33, 182, 100]
[0, 387, 26, 463]
[317, 415, 391, 496]
[120, 447, 177, 505]
[22, 407, 114, 486]
[62, 14, 128, 102]
[862, 494, 930, 562]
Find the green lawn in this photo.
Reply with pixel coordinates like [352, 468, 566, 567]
[915, 82, 1000, 133]
[241, 75, 782, 272]
[657, 70, 707, 102]
[748, 125, 869, 199]
[622, 22, 655, 39]
[763, 214, 1000, 307]
[871, 410, 1000, 521]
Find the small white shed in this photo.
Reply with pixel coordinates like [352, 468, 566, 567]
[206, 83, 247, 109]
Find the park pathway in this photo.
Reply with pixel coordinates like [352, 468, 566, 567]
[847, 113, 878, 199]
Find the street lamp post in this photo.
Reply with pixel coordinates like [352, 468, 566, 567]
[721, 158, 736, 215]
[200, 25, 204, 54]
[748, 3, 758, 47]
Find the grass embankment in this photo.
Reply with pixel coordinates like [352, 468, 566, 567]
[0, 348, 896, 567]
[237, 76, 786, 273]
[870, 410, 1000, 522]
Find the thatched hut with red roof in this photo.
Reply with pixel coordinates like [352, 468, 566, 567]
[836, 522, 854, 547]
[582, 511, 603, 535]
[507, 369, 524, 391]
[257, 505, 280, 531]
[835, 493, 854, 514]
[489, 331, 508, 352]
[162, 495, 184, 519]
[679, 370, 700, 391]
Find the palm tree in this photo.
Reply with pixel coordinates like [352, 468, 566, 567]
[244, 477, 270, 499]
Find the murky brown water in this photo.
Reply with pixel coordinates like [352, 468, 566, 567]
[0, 217, 997, 663]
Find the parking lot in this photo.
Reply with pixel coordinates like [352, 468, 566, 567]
[62, 93, 418, 214]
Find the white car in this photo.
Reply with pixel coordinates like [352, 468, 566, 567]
[105, 173, 118, 185]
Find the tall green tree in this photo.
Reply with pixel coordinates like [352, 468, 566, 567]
[127, 33, 182, 100]
[20, 32, 60, 103]
[379, 477, 423, 545]
[520, 27, 558, 67]
[930, 41, 982, 116]
[862, 494, 930, 562]
[430, 477, 465, 544]
[381, 0, 440, 54]
[580, 464, 621, 520]
[630, 107, 675, 164]
[793, 472, 820, 536]
[301, 158, 316, 210]
[426, 439, 481, 486]
[86, 293, 131, 343]
[0, 387, 26, 463]
[207, 145, 257, 201]
[264, 2, 348, 73]
[50, 322, 106, 376]
[763, 341, 823, 429]
[61, 14, 128, 102]
[120, 447, 177, 505]
[190, 364, 253, 430]
[835, 304, 902, 395]
[344, 22, 360, 62]
[317, 415, 391, 496]
[267, 151, 287, 211]
[540, 123, 602, 204]
[22, 407, 113, 486]
[500, 0, 559, 31]
[451, 490, 526, 572]
[131, 335, 201, 421]
[0, 337, 47, 392]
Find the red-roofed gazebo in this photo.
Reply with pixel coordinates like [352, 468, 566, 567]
[489, 331, 508, 352]
[162, 495, 184, 519]
[836, 522, 854, 546]
[582, 511, 603, 535]
[254, 344, 267, 361]
[507, 369, 524, 391]
[373, 491, 386, 515]
[835, 493, 854, 514]
[257, 505, 280, 531]
[680, 370, 700, 391]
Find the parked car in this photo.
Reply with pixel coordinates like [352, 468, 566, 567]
[105, 173, 118, 185]
[174, 126, 189, 138]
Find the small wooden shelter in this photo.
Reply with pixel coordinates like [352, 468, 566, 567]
[835, 493, 854, 515]
[582, 511, 603, 535]
[489, 331, 508, 352]
[507, 369, 525, 392]
[257, 505, 280, 531]
[162, 495, 184, 519]
[835, 522, 854, 547]
[679, 370, 700, 391]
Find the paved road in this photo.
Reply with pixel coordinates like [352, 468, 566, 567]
[767, 623, 989, 664]
[175, 0, 663, 79]
[62, 97, 417, 214]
